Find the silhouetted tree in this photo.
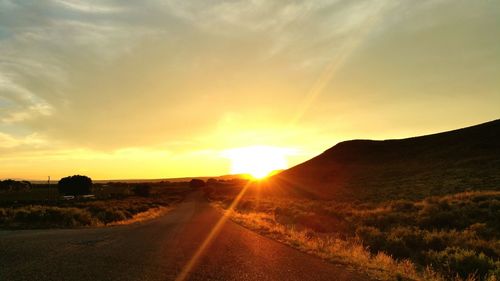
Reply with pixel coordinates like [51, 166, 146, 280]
[58, 175, 92, 196]
[20, 181, 32, 191]
[0, 179, 31, 191]
[132, 184, 152, 197]
[206, 178, 218, 186]
[189, 179, 206, 188]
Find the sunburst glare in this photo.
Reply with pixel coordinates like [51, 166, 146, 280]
[222, 146, 294, 179]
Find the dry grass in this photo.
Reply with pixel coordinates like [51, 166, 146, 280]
[213, 202, 431, 281]
[211, 191, 500, 281]
[0, 185, 190, 229]
[108, 206, 172, 226]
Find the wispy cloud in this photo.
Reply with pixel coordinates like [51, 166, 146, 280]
[0, 132, 47, 149]
[52, 0, 123, 14]
[0, 0, 499, 178]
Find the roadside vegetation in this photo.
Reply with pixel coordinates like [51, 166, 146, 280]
[0, 178, 192, 229]
[208, 181, 500, 281]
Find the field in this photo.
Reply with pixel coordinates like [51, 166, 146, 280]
[207, 182, 500, 281]
[0, 182, 191, 229]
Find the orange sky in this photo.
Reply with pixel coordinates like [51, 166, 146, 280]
[0, 1, 499, 180]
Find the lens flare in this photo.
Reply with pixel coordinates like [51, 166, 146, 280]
[222, 146, 292, 179]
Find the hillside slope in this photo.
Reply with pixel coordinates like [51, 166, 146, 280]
[272, 119, 500, 201]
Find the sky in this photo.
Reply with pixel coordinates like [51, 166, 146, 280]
[1, 0, 499, 180]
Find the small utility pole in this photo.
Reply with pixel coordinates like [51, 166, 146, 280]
[48, 176, 51, 200]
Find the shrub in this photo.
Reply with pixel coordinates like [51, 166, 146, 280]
[426, 247, 496, 280]
[58, 175, 92, 196]
[0, 179, 31, 191]
[356, 226, 386, 253]
[384, 227, 426, 260]
[43, 207, 93, 227]
[0, 208, 7, 223]
[132, 184, 152, 197]
[390, 200, 418, 212]
[189, 179, 206, 188]
[206, 178, 218, 185]
[211, 191, 500, 281]
[95, 209, 129, 224]
[10, 206, 93, 227]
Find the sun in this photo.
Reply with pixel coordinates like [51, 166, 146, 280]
[222, 146, 290, 179]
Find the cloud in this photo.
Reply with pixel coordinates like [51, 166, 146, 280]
[0, 74, 54, 123]
[0, 132, 47, 149]
[0, 0, 499, 179]
[52, 0, 123, 14]
[0, 0, 313, 150]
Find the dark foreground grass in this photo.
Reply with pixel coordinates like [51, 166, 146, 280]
[0, 185, 191, 229]
[210, 189, 500, 281]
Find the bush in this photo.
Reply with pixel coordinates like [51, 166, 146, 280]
[43, 207, 93, 227]
[426, 247, 497, 280]
[0, 179, 31, 191]
[58, 175, 92, 196]
[390, 200, 418, 212]
[0, 208, 7, 223]
[189, 179, 206, 188]
[211, 191, 500, 280]
[10, 206, 93, 227]
[95, 209, 129, 224]
[356, 226, 386, 253]
[132, 184, 152, 197]
[206, 178, 218, 186]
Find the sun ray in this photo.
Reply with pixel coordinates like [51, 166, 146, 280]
[289, 1, 391, 127]
[174, 181, 253, 281]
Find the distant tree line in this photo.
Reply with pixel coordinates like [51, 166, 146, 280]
[0, 179, 32, 191]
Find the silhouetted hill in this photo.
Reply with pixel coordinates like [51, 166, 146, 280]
[272, 119, 500, 201]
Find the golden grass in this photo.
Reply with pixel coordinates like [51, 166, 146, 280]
[108, 206, 172, 226]
[212, 201, 498, 281]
